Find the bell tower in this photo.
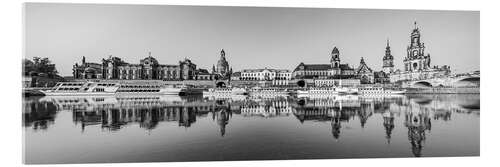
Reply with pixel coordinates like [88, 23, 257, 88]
[330, 47, 340, 68]
[405, 21, 429, 72]
[383, 39, 394, 74]
[330, 46, 341, 75]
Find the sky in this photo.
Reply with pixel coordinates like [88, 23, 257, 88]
[24, 3, 479, 76]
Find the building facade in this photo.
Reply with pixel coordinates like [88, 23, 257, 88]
[356, 57, 374, 84]
[73, 56, 103, 79]
[195, 69, 217, 80]
[390, 22, 451, 83]
[73, 53, 197, 80]
[293, 47, 356, 79]
[239, 68, 292, 81]
[237, 68, 292, 86]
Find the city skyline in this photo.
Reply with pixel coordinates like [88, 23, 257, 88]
[25, 3, 479, 76]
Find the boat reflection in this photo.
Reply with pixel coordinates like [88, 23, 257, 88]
[23, 94, 479, 157]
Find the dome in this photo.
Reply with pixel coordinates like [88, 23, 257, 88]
[140, 54, 159, 66]
[216, 49, 229, 74]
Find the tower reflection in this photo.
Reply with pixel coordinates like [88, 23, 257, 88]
[23, 94, 479, 157]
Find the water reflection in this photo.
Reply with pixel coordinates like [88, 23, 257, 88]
[23, 94, 479, 161]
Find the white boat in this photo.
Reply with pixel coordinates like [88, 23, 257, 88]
[358, 87, 406, 95]
[297, 87, 358, 96]
[336, 87, 359, 94]
[41, 81, 185, 96]
[248, 87, 289, 97]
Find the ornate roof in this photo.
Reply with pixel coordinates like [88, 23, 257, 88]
[357, 57, 373, 73]
[197, 68, 210, 74]
[140, 52, 159, 65]
[411, 21, 420, 35]
[332, 47, 339, 54]
[339, 64, 353, 70]
[294, 62, 353, 72]
[294, 63, 332, 71]
[231, 72, 241, 77]
[384, 39, 394, 60]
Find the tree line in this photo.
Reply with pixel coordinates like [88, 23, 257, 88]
[23, 57, 59, 78]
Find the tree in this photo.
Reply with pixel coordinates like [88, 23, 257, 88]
[23, 57, 59, 78]
[23, 59, 35, 76]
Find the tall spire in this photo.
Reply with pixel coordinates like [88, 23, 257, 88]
[148, 51, 152, 58]
[220, 49, 225, 58]
[332, 46, 339, 54]
[414, 21, 417, 29]
[386, 39, 390, 48]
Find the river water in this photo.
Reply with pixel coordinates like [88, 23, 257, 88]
[23, 94, 479, 164]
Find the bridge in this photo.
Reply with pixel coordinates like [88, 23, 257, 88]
[402, 73, 480, 88]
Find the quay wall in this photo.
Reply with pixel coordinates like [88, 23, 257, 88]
[405, 87, 480, 94]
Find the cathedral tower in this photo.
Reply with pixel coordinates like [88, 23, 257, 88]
[330, 46, 342, 75]
[330, 47, 341, 68]
[404, 22, 431, 72]
[383, 39, 394, 74]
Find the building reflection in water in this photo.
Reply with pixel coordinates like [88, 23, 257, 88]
[23, 94, 479, 157]
[214, 108, 231, 136]
[382, 111, 395, 144]
[23, 97, 58, 130]
[404, 109, 431, 157]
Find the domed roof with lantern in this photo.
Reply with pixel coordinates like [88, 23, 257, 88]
[140, 52, 159, 66]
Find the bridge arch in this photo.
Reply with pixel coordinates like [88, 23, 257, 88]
[296, 80, 306, 87]
[216, 81, 227, 88]
[455, 77, 480, 87]
[413, 81, 433, 88]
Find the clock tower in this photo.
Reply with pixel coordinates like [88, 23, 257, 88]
[383, 39, 394, 74]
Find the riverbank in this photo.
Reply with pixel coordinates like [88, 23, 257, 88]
[23, 89, 46, 97]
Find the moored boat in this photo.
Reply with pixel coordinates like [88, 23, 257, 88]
[41, 81, 186, 96]
[202, 87, 247, 96]
[297, 86, 358, 98]
[248, 87, 289, 97]
[358, 87, 406, 95]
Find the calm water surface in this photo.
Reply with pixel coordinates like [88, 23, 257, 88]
[23, 94, 479, 164]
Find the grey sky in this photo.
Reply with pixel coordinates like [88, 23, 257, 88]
[25, 3, 479, 76]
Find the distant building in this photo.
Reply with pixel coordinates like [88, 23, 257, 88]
[195, 69, 216, 80]
[73, 52, 197, 80]
[374, 71, 390, 84]
[238, 68, 292, 86]
[390, 22, 451, 83]
[230, 72, 241, 81]
[239, 68, 292, 81]
[293, 47, 356, 79]
[213, 49, 232, 79]
[355, 57, 374, 84]
[72, 56, 103, 79]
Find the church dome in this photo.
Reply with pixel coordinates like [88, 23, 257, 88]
[216, 49, 229, 74]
